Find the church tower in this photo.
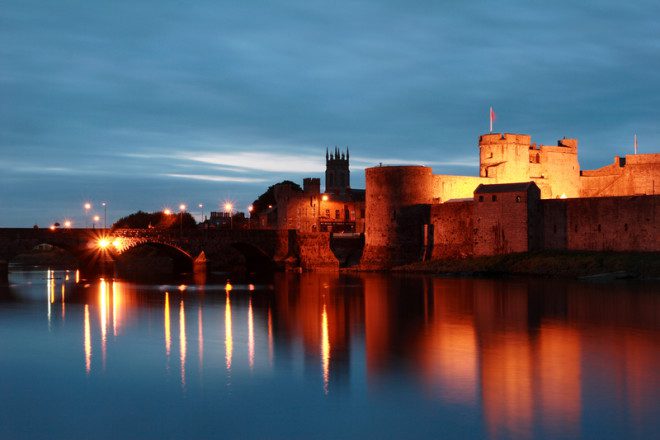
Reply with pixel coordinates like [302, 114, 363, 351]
[325, 147, 350, 196]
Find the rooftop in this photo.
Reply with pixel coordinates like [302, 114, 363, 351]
[474, 182, 538, 194]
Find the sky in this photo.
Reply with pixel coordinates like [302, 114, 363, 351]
[1, 0, 659, 227]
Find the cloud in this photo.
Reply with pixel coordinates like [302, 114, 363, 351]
[164, 173, 266, 183]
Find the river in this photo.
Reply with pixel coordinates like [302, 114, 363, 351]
[1, 268, 658, 439]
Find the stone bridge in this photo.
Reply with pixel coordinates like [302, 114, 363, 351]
[0, 228, 338, 277]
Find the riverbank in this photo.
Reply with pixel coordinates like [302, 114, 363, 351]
[394, 251, 660, 279]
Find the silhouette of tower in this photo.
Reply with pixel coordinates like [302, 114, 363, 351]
[325, 147, 350, 196]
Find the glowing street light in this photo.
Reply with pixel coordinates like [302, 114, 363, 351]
[83, 202, 92, 228]
[322, 194, 329, 202]
[179, 204, 186, 236]
[101, 202, 107, 230]
[92, 215, 100, 229]
[224, 202, 233, 229]
[163, 208, 172, 216]
[64, 220, 72, 228]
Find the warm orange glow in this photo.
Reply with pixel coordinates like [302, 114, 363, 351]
[321, 194, 329, 202]
[163, 209, 172, 216]
[225, 293, 233, 371]
[560, 193, 568, 199]
[98, 238, 110, 249]
[111, 238, 122, 250]
[93, 215, 100, 222]
[247, 204, 254, 213]
[268, 307, 273, 365]
[248, 284, 255, 291]
[248, 298, 255, 370]
[225, 281, 233, 292]
[164, 292, 171, 357]
[84, 304, 91, 374]
[111, 281, 121, 337]
[49, 225, 56, 231]
[179, 204, 186, 212]
[64, 220, 72, 228]
[224, 202, 233, 213]
[179, 300, 187, 388]
[61, 283, 66, 319]
[99, 279, 108, 367]
[84, 202, 92, 210]
[321, 303, 330, 394]
[75, 270, 80, 284]
[178, 284, 187, 292]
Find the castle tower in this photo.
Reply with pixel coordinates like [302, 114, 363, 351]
[325, 147, 350, 196]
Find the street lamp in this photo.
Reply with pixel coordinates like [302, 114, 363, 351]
[198, 203, 204, 225]
[92, 215, 100, 229]
[84, 202, 91, 228]
[64, 220, 72, 228]
[224, 202, 233, 229]
[101, 202, 107, 230]
[179, 204, 186, 237]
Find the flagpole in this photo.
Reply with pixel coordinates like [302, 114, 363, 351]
[634, 134, 638, 155]
[489, 107, 493, 133]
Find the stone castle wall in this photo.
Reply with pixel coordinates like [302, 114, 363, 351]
[580, 154, 660, 198]
[430, 201, 474, 258]
[361, 166, 433, 268]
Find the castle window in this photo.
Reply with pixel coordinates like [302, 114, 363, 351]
[325, 209, 330, 217]
[535, 153, 540, 163]
[328, 174, 334, 187]
[488, 152, 493, 158]
[515, 195, 521, 203]
[478, 196, 484, 202]
[492, 195, 497, 202]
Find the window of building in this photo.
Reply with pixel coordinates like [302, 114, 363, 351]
[478, 195, 484, 202]
[624, 223, 628, 231]
[335, 210, 340, 219]
[515, 195, 521, 203]
[325, 209, 330, 217]
[492, 195, 497, 202]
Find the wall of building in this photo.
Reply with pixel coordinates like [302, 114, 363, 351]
[361, 166, 434, 268]
[580, 154, 660, 198]
[432, 175, 486, 202]
[472, 186, 540, 256]
[562, 196, 658, 252]
[430, 201, 474, 258]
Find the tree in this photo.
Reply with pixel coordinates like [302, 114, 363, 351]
[113, 211, 197, 229]
[251, 180, 302, 216]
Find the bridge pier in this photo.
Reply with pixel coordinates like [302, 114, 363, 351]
[0, 260, 8, 283]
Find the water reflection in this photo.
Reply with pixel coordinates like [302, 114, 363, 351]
[7, 270, 659, 439]
[179, 300, 186, 388]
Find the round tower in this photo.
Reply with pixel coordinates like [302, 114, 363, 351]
[479, 133, 531, 181]
[361, 166, 434, 268]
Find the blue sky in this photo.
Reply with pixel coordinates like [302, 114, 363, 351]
[1, 0, 659, 227]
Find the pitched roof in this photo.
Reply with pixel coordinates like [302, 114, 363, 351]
[474, 182, 538, 194]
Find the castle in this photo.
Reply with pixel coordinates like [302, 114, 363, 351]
[258, 133, 659, 268]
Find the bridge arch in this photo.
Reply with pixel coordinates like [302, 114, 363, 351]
[113, 241, 194, 275]
[231, 242, 278, 274]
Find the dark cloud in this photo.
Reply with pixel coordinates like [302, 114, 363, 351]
[1, 0, 659, 225]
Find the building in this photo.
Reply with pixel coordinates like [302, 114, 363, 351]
[360, 132, 660, 267]
[255, 148, 366, 233]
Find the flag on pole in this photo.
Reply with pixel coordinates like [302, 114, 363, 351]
[634, 134, 638, 155]
[489, 107, 496, 133]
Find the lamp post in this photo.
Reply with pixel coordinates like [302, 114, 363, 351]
[224, 202, 233, 230]
[247, 205, 253, 229]
[84, 203, 91, 228]
[198, 203, 204, 226]
[179, 204, 186, 237]
[92, 215, 100, 229]
[101, 202, 107, 230]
